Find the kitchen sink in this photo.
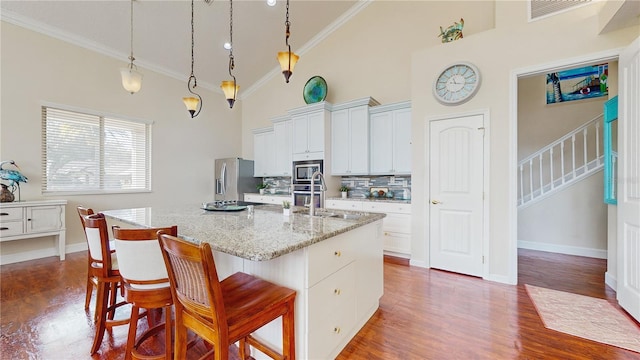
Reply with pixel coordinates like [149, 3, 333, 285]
[294, 209, 362, 220]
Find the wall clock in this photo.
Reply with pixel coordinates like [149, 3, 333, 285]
[433, 62, 481, 105]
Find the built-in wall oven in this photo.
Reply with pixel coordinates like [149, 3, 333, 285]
[292, 160, 323, 207]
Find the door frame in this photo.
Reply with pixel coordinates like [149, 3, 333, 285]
[424, 109, 491, 278]
[508, 48, 622, 284]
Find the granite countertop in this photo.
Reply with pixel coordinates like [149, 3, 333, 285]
[326, 196, 412, 204]
[103, 204, 385, 262]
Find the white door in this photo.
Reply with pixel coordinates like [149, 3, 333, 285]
[429, 114, 485, 277]
[617, 36, 640, 322]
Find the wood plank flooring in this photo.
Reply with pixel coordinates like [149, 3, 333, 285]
[1, 249, 638, 359]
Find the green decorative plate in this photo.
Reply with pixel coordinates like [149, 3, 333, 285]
[303, 76, 327, 104]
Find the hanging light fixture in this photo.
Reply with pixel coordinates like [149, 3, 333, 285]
[277, 0, 299, 83]
[220, 0, 239, 108]
[120, 0, 142, 94]
[183, 0, 202, 118]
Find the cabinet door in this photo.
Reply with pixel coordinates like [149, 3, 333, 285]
[273, 121, 293, 176]
[253, 132, 267, 177]
[393, 108, 412, 174]
[26, 206, 63, 233]
[331, 110, 350, 174]
[306, 111, 325, 153]
[264, 132, 276, 176]
[292, 115, 309, 154]
[369, 112, 394, 174]
[348, 106, 369, 175]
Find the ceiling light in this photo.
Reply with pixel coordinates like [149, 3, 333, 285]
[221, 0, 239, 109]
[223, 42, 231, 50]
[267, 0, 276, 6]
[120, 0, 142, 94]
[277, 0, 299, 83]
[183, 0, 202, 118]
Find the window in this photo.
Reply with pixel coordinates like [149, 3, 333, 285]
[42, 105, 151, 194]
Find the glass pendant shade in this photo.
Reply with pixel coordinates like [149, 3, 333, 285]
[182, 96, 200, 117]
[277, 51, 299, 83]
[220, 80, 239, 108]
[120, 67, 143, 94]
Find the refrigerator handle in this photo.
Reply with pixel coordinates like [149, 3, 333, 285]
[220, 163, 227, 195]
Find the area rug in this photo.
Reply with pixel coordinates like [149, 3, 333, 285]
[525, 284, 640, 353]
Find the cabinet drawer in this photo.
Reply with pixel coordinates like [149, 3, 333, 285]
[307, 232, 355, 287]
[0, 221, 25, 238]
[308, 262, 356, 327]
[307, 287, 356, 359]
[383, 213, 411, 234]
[0, 207, 23, 221]
[292, 151, 323, 162]
[325, 200, 363, 211]
[362, 201, 411, 214]
[383, 231, 411, 255]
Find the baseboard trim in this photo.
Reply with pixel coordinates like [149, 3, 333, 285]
[0, 242, 87, 265]
[518, 240, 607, 259]
[409, 259, 428, 268]
[605, 271, 617, 291]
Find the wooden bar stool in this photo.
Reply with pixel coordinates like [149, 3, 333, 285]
[158, 232, 297, 360]
[113, 225, 178, 360]
[83, 213, 132, 355]
[77, 206, 118, 321]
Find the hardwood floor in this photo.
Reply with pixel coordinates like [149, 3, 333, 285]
[1, 249, 638, 359]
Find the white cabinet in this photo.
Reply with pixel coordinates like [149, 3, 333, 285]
[0, 200, 67, 262]
[253, 127, 275, 177]
[326, 199, 412, 257]
[289, 102, 331, 161]
[273, 118, 293, 176]
[369, 101, 412, 175]
[331, 97, 379, 175]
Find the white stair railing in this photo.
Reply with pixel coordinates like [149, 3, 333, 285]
[518, 114, 604, 208]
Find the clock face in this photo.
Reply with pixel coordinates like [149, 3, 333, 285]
[433, 62, 481, 105]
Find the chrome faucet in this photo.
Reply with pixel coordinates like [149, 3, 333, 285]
[309, 170, 327, 216]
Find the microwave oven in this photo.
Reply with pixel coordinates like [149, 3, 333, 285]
[293, 160, 323, 183]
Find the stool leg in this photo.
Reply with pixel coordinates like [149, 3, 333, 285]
[164, 305, 172, 360]
[85, 274, 93, 310]
[282, 301, 295, 360]
[125, 304, 140, 360]
[90, 281, 109, 355]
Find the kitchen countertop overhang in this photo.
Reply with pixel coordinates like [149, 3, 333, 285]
[102, 205, 385, 262]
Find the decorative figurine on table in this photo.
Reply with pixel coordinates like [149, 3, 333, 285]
[438, 18, 464, 43]
[1, 184, 14, 203]
[0, 160, 28, 202]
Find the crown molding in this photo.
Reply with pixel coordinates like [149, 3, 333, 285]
[240, 0, 373, 100]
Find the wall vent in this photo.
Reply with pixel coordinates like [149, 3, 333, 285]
[529, 0, 592, 21]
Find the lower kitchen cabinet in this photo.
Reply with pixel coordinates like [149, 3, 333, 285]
[326, 199, 412, 258]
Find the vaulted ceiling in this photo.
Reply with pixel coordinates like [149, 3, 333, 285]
[1, 0, 360, 97]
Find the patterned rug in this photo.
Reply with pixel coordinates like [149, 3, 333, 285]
[525, 284, 640, 353]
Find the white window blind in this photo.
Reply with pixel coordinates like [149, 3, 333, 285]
[42, 106, 151, 194]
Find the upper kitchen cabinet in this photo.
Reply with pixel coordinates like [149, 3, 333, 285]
[289, 102, 332, 161]
[369, 101, 412, 175]
[253, 127, 275, 177]
[272, 116, 293, 176]
[331, 97, 380, 175]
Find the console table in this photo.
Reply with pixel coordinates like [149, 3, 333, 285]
[0, 200, 67, 261]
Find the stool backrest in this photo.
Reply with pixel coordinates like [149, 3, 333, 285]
[113, 226, 178, 289]
[158, 232, 227, 334]
[83, 213, 114, 277]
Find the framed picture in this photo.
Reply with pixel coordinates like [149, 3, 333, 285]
[546, 63, 608, 104]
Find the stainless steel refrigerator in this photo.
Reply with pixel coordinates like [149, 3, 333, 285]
[214, 158, 261, 202]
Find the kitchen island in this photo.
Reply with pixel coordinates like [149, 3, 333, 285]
[103, 204, 385, 360]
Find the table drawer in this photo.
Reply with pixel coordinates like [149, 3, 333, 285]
[0, 207, 23, 221]
[0, 221, 25, 238]
[308, 262, 356, 327]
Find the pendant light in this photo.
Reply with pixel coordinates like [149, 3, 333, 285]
[277, 0, 299, 83]
[120, 0, 142, 94]
[220, 0, 239, 108]
[183, 0, 202, 118]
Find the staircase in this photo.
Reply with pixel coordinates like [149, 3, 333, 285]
[518, 114, 604, 209]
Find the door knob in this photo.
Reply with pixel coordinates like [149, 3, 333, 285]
[431, 200, 441, 204]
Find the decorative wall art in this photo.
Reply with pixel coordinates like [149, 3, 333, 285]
[546, 63, 608, 104]
[438, 18, 464, 43]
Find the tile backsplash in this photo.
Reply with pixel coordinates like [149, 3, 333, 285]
[340, 176, 411, 200]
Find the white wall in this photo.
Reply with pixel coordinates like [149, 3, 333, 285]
[0, 22, 242, 259]
[411, 1, 638, 283]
